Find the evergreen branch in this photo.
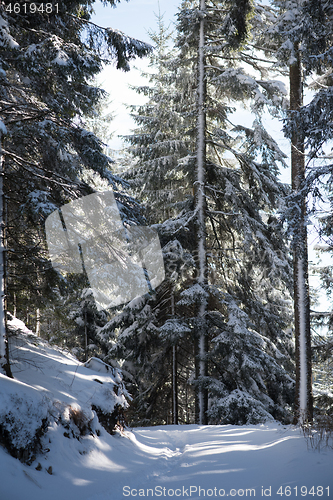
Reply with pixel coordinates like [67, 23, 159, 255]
[208, 214, 222, 253]
[3, 150, 81, 191]
[67, 13, 152, 69]
[208, 210, 241, 216]
[239, 51, 276, 64]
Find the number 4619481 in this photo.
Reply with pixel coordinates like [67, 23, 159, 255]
[277, 486, 330, 496]
[4, 3, 59, 14]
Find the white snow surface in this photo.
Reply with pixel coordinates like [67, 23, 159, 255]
[1, 422, 332, 500]
[1, 321, 332, 499]
[7, 318, 127, 416]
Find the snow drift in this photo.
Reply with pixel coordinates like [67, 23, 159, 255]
[1, 316, 128, 462]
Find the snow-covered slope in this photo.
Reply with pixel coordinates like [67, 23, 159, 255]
[8, 317, 128, 416]
[1, 317, 128, 463]
[1, 320, 332, 500]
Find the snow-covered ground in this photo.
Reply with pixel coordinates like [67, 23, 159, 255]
[2, 422, 333, 500]
[1, 321, 333, 500]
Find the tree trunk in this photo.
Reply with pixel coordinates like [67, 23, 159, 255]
[84, 308, 88, 362]
[36, 308, 41, 337]
[0, 136, 13, 378]
[290, 45, 313, 423]
[172, 345, 178, 424]
[171, 292, 178, 425]
[194, 0, 208, 425]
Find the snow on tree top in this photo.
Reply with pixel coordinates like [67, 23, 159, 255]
[0, 15, 19, 49]
[177, 283, 209, 306]
[0, 120, 7, 136]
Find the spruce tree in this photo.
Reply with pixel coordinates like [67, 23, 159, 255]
[261, 0, 333, 423]
[0, 0, 151, 375]
[172, 0, 294, 425]
[296, 3, 333, 419]
[117, 13, 197, 425]
[112, 1, 296, 426]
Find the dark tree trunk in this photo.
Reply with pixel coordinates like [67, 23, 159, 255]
[171, 292, 178, 425]
[0, 138, 13, 378]
[290, 45, 313, 423]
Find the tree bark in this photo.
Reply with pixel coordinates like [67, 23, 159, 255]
[290, 45, 313, 423]
[194, 0, 208, 425]
[0, 136, 13, 378]
[84, 307, 88, 362]
[36, 308, 41, 337]
[171, 292, 178, 425]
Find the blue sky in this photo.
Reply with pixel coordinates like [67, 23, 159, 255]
[92, 0, 179, 44]
[91, 0, 179, 152]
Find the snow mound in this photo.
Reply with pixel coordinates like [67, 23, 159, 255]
[1, 317, 128, 462]
[0, 374, 50, 461]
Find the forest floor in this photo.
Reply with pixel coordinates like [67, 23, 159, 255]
[1, 322, 333, 500]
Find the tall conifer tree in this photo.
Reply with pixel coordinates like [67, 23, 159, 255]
[114, 1, 296, 426]
[0, 0, 151, 375]
[262, 0, 333, 422]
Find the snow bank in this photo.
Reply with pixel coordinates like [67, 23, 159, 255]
[0, 374, 50, 460]
[1, 317, 128, 462]
[8, 317, 128, 415]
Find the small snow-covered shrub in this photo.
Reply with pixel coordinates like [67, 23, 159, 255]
[59, 403, 95, 438]
[302, 415, 333, 451]
[84, 357, 130, 432]
[0, 376, 51, 463]
[92, 403, 126, 435]
[208, 389, 275, 425]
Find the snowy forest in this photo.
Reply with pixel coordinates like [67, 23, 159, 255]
[1, 0, 333, 471]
